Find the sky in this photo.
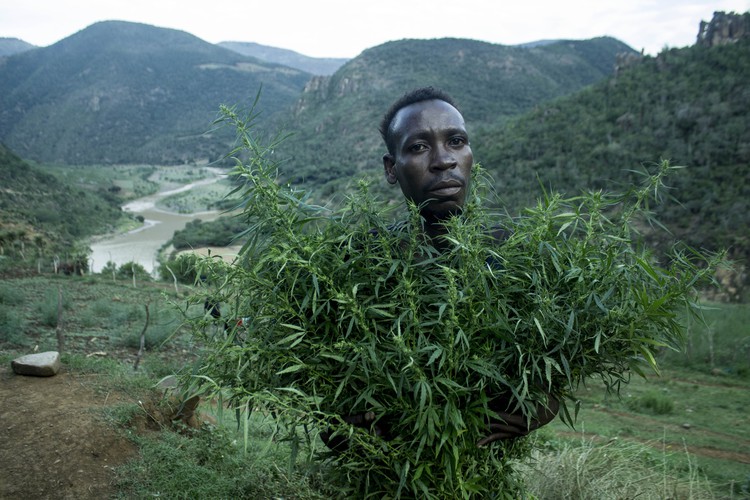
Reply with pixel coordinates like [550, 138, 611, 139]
[1, 0, 749, 59]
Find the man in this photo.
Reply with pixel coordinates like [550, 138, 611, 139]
[322, 87, 558, 449]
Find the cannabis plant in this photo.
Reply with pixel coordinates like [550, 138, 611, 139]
[186, 107, 718, 498]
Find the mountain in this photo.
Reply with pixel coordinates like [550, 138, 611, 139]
[0, 21, 312, 165]
[268, 36, 637, 198]
[476, 11, 750, 263]
[218, 41, 348, 75]
[0, 38, 36, 57]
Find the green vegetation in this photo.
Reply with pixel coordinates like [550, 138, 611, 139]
[182, 111, 718, 498]
[663, 302, 750, 377]
[477, 35, 750, 264]
[0, 145, 131, 258]
[519, 433, 718, 499]
[169, 216, 247, 250]
[115, 413, 334, 499]
[0, 11, 748, 499]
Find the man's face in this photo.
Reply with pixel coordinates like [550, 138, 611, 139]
[383, 99, 473, 221]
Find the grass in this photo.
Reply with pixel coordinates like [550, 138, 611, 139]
[519, 431, 718, 499]
[1, 272, 748, 498]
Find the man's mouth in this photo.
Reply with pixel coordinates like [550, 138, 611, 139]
[428, 180, 463, 197]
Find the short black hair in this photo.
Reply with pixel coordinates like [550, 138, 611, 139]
[379, 86, 459, 155]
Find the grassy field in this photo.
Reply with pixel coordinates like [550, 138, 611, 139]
[1, 273, 748, 498]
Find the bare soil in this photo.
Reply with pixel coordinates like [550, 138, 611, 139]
[0, 366, 138, 500]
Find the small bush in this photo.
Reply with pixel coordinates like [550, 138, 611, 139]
[0, 305, 24, 344]
[117, 304, 182, 349]
[626, 391, 674, 415]
[117, 261, 152, 281]
[91, 297, 115, 317]
[159, 253, 200, 284]
[37, 287, 69, 327]
[0, 282, 24, 305]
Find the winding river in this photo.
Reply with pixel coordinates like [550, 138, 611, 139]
[89, 172, 225, 275]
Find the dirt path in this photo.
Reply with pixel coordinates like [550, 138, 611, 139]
[0, 367, 138, 499]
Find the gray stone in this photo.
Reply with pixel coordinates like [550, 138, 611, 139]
[11, 351, 61, 377]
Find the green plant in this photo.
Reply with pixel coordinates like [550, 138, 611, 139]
[661, 302, 750, 377]
[185, 110, 719, 498]
[0, 304, 24, 344]
[0, 282, 24, 305]
[117, 261, 151, 281]
[158, 253, 201, 284]
[625, 390, 674, 415]
[116, 303, 182, 350]
[37, 287, 68, 327]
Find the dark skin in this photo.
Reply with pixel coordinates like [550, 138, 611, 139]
[322, 99, 558, 450]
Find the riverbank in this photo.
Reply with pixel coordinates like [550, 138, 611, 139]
[88, 166, 232, 274]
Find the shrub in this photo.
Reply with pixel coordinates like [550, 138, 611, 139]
[117, 303, 181, 349]
[37, 287, 69, 327]
[159, 253, 201, 284]
[0, 282, 24, 306]
[117, 261, 151, 281]
[626, 390, 674, 415]
[100, 260, 117, 278]
[0, 305, 24, 344]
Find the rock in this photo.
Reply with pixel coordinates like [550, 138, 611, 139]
[697, 11, 750, 48]
[11, 351, 62, 377]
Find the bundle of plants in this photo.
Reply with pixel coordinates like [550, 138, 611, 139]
[186, 108, 719, 499]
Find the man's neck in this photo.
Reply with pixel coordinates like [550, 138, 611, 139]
[421, 214, 453, 251]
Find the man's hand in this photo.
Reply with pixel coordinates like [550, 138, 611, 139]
[477, 394, 560, 447]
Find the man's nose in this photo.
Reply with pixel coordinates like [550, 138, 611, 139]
[430, 145, 456, 170]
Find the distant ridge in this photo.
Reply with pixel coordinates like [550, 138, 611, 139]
[219, 41, 348, 75]
[0, 21, 311, 165]
[270, 36, 637, 195]
[0, 37, 36, 57]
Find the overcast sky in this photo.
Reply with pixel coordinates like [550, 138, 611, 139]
[1, 0, 748, 58]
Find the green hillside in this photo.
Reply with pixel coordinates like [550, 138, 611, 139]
[0, 144, 126, 257]
[476, 32, 750, 262]
[269, 36, 636, 199]
[0, 21, 311, 165]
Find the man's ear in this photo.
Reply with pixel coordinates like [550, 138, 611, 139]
[383, 154, 398, 185]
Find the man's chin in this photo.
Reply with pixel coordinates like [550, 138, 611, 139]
[421, 201, 464, 221]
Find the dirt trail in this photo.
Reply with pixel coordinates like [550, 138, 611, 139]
[0, 367, 138, 499]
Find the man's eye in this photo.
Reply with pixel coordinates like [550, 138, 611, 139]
[409, 143, 428, 152]
[449, 137, 467, 147]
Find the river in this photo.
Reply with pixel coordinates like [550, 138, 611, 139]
[89, 172, 225, 275]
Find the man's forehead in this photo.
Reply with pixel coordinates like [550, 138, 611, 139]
[391, 99, 466, 135]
